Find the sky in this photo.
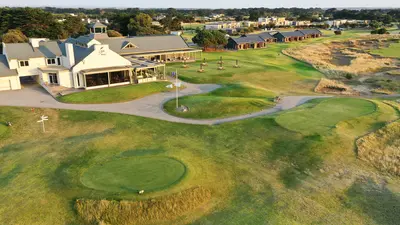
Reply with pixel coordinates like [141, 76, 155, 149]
[1, 0, 399, 9]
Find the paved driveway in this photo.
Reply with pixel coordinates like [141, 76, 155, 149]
[0, 82, 329, 125]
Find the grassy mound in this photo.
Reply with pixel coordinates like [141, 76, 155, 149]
[356, 121, 400, 175]
[275, 98, 376, 135]
[58, 82, 172, 104]
[80, 157, 186, 192]
[76, 186, 211, 225]
[163, 84, 275, 119]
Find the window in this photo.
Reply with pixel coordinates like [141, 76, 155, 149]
[47, 58, 56, 65]
[57, 58, 61, 65]
[48, 73, 58, 84]
[19, 60, 29, 67]
[122, 42, 138, 49]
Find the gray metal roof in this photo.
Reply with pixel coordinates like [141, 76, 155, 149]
[98, 35, 191, 55]
[297, 29, 322, 35]
[274, 31, 305, 38]
[91, 22, 107, 28]
[38, 41, 62, 58]
[231, 35, 264, 44]
[230, 32, 275, 44]
[0, 55, 18, 77]
[4, 43, 44, 60]
[59, 42, 94, 65]
[258, 32, 276, 40]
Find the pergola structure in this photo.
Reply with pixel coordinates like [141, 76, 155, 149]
[131, 49, 203, 63]
[125, 56, 166, 84]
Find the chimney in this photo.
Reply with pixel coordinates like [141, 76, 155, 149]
[65, 43, 75, 68]
[29, 38, 48, 48]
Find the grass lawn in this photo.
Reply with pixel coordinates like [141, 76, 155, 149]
[370, 42, 400, 58]
[58, 81, 173, 104]
[1, 96, 399, 224]
[80, 156, 186, 192]
[275, 98, 376, 135]
[164, 84, 276, 119]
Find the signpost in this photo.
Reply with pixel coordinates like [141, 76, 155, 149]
[37, 115, 48, 133]
[175, 69, 179, 109]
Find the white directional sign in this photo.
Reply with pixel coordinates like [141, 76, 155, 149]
[37, 115, 48, 132]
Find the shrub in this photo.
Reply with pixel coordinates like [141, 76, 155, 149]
[334, 30, 342, 35]
[345, 73, 353, 80]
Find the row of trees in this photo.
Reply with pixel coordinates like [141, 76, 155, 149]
[0, 8, 86, 42]
[192, 30, 227, 50]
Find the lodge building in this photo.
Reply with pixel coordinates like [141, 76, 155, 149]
[0, 22, 202, 92]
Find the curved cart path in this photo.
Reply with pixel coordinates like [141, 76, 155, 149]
[0, 81, 331, 125]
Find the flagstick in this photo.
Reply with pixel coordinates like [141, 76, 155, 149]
[42, 120, 45, 133]
[176, 69, 179, 109]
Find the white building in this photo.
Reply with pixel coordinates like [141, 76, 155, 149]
[0, 23, 202, 92]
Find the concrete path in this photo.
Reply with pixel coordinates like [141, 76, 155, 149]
[0, 81, 330, 125]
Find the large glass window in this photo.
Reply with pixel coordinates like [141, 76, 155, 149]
[85, 73, 109, 87]
[110, 71, 129, 84]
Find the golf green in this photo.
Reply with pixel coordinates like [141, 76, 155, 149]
[80, 157, 186, 193]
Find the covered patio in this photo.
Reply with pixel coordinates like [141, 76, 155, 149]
[132, 49, 203, 63]
[125, 57, 166, 84]
[79, 65, 133, 90]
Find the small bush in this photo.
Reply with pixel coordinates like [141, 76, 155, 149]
[345, 73, 353, 80]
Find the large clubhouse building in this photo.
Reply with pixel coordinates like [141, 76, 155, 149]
[0, 23, 202, 92]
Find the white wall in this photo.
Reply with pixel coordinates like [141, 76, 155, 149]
[16, 58, 46, 76]
[40, 71, 73, 88]
[0, 76, 21, 90]
[72, 44, 131, 88]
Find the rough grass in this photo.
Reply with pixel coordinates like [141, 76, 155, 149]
[164, 84, 275, 119]
[0, 123, 8, 138]
[58, 81, 173, 104]
[314, 78, 357, 95]
[283, 37, 399, 78]
[275, 98, 377, 135]
[0, 96, 399, 224]
[76, 186, 212, 225]
[356, 120, 400, 175]
[80, 156, 187, 193]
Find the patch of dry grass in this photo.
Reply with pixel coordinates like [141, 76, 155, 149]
[75, 186, 212, 225]
[356, 120, 400, 176]
[283, 37, 399, 78]
[314, 78, 358, 95]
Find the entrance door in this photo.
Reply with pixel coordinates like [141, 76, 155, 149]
[48, 73, 58, 84]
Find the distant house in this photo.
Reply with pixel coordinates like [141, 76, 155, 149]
[226, 32, 276, 50]
[297, 29, 323, 38]
[273, 31, 305, 42]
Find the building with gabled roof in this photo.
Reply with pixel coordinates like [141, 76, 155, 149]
[0, 24, 201, 92]
[273, 31, 306, 42]
[226, 32, 277, 50]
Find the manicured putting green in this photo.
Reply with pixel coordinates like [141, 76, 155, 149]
[275, 98, 376, 135]
[81, 157, 186, 192]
